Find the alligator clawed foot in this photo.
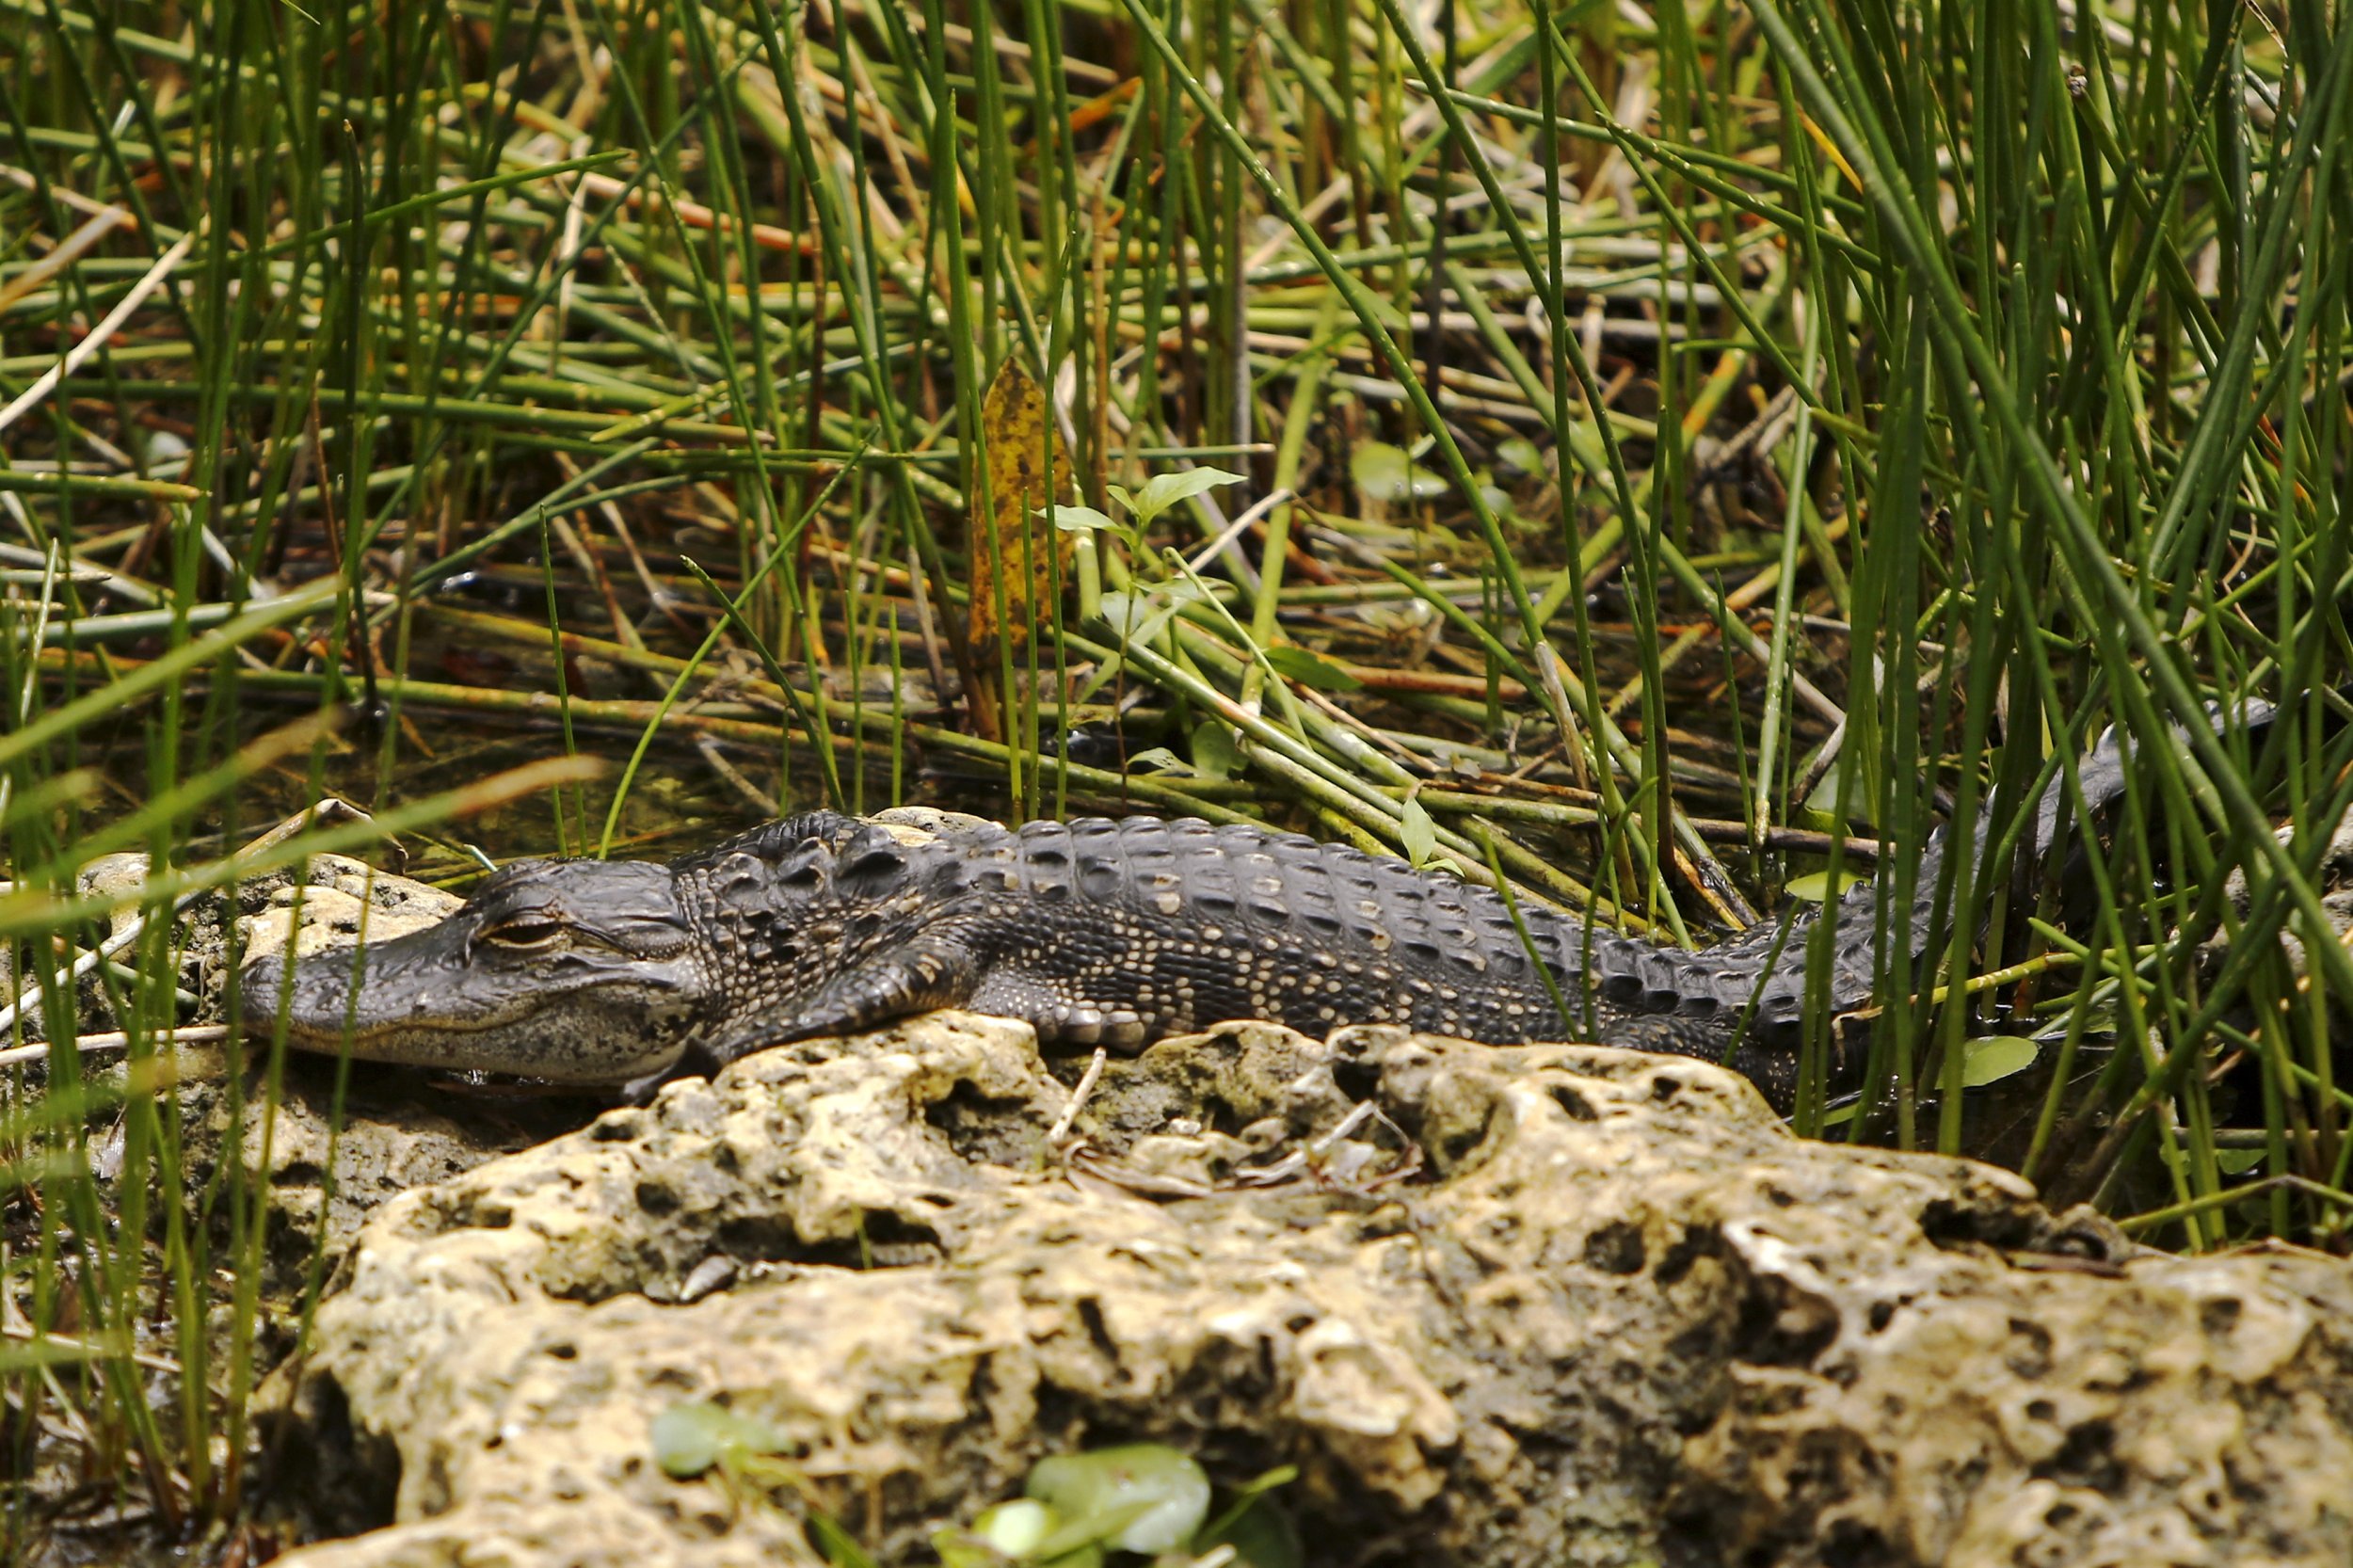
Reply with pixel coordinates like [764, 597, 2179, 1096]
[620, 1043, 718, 1106]
[618, 1069, 672, 1107]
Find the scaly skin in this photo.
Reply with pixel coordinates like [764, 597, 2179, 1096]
[240, 702, 2272, 1108]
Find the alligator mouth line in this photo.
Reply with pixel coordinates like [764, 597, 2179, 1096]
[264, 1012, 535, 1048]
[243, 966, 554, 1048]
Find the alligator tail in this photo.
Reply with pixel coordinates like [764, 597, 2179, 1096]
[1603, 696, 2279, 1081]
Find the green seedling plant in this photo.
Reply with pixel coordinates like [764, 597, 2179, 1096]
[1045, 468, 1250, 708]
[651, 1401, 874, 1567]
[1045, 467, 1253, 562]
[935, 1444, 1299, 1568]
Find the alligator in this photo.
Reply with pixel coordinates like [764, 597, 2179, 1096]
[238, 703, 2270, 1109]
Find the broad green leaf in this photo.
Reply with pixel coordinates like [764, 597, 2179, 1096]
[1025, 1445, 1211, 1555]
[1122, 746, 1189, 774]
[1801, 769, 1876, 828]
[1785, 869, 1868, 902]
[1263, 646, 1362, 691]
[1959, 1036, 2041, 1089]
[1191, 721, 1245, 781]
[1497, 437, 1544, 474]
[1351, 441, 1447, 504]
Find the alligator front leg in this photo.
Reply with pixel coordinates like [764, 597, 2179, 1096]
[624, 936, 979, 1101]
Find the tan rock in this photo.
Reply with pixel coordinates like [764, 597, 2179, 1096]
[233, 854, 466, 969]
[254, 1016, 2353, 1567]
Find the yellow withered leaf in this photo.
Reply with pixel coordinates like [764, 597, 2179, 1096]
[967, 357, 1076, 739]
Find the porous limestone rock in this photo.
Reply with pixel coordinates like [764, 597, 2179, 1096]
[231, 850, 467, 968]
[261, 1016, 2353, 1568]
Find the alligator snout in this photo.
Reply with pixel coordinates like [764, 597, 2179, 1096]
[237, 945, 373, 1047]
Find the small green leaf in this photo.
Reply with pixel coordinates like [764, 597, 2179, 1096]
[1122, 746, 1189, 775]
[1785, 869, 1868, 902]
[2215, 1148, 2269, 1176]
[1096, 590, 1177, 639]
[1400, 793, 1439, 867]
[1960, 1036, 2041, 1089]
[1042, 504, 1117, 535]
[1263, 646, 1362, 691]
[1497, 438, 1544, 474]
[1096, 591, 1146, 636]
[1562, 414, 1610, 479]
[1351, 441, 1447, 504]
[1025, 1445, 1212, 1555]
[807, 1510, 883, 1568]
[931, 1535, 986, 1568]
[1190, 721, 1245, 781]
[1351, 441, 1408, 494]
[1194, 1495, 1303, 1568]
[1801, 769, 1873, 826]
[1194, 1466, 1303, 1568]
[1131, 466, 1247, 524]
[651, 1401, 787, 1479]
[931, 1528, 997, 1568]
[1095, 581, 1223, 651]
[1105, 484, 1138, 517]
[975, 1499, 1056, 1557]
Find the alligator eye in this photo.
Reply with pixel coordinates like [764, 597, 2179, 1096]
[482, 918, 568, 951]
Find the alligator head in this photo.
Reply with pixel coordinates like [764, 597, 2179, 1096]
[240, 858, 713, 1083]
